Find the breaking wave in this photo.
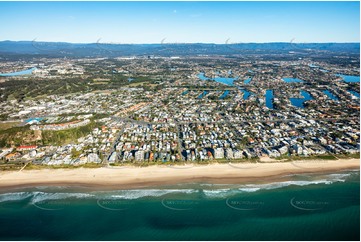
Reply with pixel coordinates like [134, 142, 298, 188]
[0, 171, 357, 202]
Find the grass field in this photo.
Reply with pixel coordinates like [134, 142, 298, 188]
[0, 121, 21, 130]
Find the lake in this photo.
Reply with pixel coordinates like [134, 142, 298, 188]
[283, 77, 304, 83]
[335, 74, 360, 83]
[198, 73, 238, 86]
[290, 90, 313, 108]
[265, 90, 274, 109]
[309, 64, 319, 68]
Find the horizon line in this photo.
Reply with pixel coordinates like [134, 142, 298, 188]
[1, 40, 360, 45]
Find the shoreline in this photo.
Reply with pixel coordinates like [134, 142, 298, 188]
[0, 158, 359, 191]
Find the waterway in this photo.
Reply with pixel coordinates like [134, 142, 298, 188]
[283, 77, 304, 83]
[265, 90, 274, 109]
[335, 74, 360, 83]
[219, 90, 230, 99]
[0, 67, 37, 77]
[290, 90, 313, 108]
[197, 91, 208, 99]
[323, 90, 338, 100]
[244, 78, 252, 84]
[198, 73, 238, 86]
[239, 89, 252, 100]
[348, 90, 360, 99]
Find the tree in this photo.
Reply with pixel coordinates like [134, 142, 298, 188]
[71, 148, 82, 159]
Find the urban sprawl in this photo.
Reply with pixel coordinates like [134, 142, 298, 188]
[0, 53, 359, 169]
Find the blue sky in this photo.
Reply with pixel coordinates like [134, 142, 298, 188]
[0, 1, 359, 43]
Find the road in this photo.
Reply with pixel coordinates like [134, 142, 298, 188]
[111, 115, 358, 127]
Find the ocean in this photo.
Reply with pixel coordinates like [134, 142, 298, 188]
[0, 171, 359, 240]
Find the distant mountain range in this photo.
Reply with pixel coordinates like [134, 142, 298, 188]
[0, 40, 359, 57]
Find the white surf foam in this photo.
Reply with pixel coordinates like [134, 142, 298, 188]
[202, 174, 352, 198]
[0, 192, 34, 203]
[100, 189, 197, 200]
[30, 192, 95, 204]
[0, 172, 355, 202]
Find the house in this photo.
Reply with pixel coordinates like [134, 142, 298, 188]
[5, 153, 18, 161]
[214, 148, 224, 159]
[135, 150, 145, 161]
[225, 148, 234, 159]
[17, 145, 38, 151]
[0, 148, 13, 159]
[108, 152, 117, 163]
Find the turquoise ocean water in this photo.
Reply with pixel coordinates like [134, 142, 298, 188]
[0, 170, 359, 240]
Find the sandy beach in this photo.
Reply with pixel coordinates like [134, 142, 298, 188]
[0, 159, 359, 190]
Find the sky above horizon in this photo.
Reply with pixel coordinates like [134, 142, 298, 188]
[0, 1, 359, 44]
